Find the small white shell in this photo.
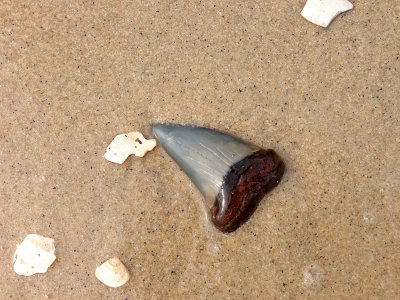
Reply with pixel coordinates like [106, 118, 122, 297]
[13, 234, 56, 276]
[95, 257, 130, 288]
[301, 0, 353, 27]
[104, 131, 156, 164]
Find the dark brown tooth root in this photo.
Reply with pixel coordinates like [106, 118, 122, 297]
[212, 149, 285, 233]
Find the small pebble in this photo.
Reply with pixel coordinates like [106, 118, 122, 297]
[95, 257, 130, 288]
[13, 234, 56, 276]
[301, 0, 353, 27]
[303, 264, 324, 286]
[104, 131, 156, 164]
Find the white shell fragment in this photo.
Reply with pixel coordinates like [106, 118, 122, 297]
[95, 257, 130, 288]
[301, 0, 353, 27]
[104, 131, 157, 164]
[13, 234, 56, 276]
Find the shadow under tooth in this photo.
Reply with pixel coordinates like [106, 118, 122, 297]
[152, 124, 256, 205]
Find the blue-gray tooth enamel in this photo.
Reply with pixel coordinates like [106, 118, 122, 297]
[152, 124, 285, 233]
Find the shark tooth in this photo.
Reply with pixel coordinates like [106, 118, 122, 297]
[152, 124, 285, 233]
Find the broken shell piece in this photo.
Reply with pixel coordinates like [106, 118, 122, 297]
[95, 257, 130, 288]
[301, 0, 353, 27]
[152, 124, 285, 233]
[104, 132, 156, 164]
[13, 234, 56, 276]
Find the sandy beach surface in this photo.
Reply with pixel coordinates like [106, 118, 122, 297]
[1, 1, 399, 299]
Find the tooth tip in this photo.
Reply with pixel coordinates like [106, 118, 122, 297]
[151, 124, 165, 140]
[151, 123, 178, 138]
[151, 123, 162, 133]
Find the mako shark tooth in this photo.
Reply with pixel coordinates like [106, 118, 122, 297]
[152, 124, 285, 233]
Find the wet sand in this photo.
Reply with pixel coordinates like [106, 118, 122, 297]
[1, 1, 399, 299]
